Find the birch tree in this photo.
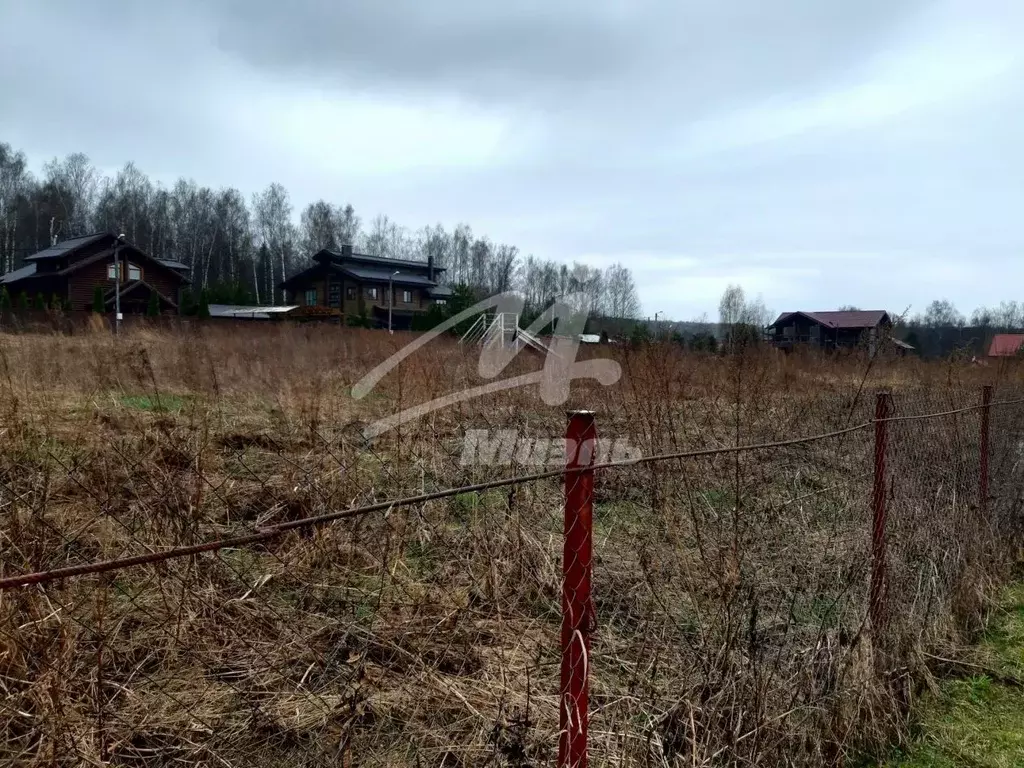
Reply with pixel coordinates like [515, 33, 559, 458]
[251, 183, 293, 302]
[42, 152, 98, 236]
[0, 143, 30, 272]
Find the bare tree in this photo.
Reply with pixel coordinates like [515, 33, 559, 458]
[417, 224, 451, 275]
[719, 284, 746, 327]
[361, 213, 410, 259]
[215, 188, 251, 286]
[719, 284, 772, 334]
[299, 200, 339, 256]
[337, 204, 360, 245]
[487, 244, 519, 295]
[449, 224, 472, 285]
[251, 183, 293, 302]
[42, 152, 98, 236]
[0, 143, 31, 272]
[94, 162, 154, 247]
[921, 299, 965, 328]
[604, 263, 641, 319]
[469, 237, 491, 290]
[974, 300, 1022, 329]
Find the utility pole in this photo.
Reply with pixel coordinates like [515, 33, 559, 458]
[114, 233, 126, 336]
[389, 270, 400, 334]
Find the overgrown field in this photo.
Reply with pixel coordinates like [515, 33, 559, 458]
[883, 581, 1024, 767]
[1, 325, 1023, 766]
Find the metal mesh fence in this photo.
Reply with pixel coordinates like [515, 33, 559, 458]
[2, 331, 1023, 767]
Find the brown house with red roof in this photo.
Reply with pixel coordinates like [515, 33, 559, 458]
[0, 233, 188, 314]
[767, 310, 899, 352]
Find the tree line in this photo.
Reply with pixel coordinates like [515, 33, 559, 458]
[0, 141, 642, 318]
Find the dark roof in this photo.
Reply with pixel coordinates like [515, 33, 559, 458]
[988, 334, 1024, 357]
[0, 263, 38, 284]
[770, 310, 890, 329]
[335, 265, 439, 286]
[156, 259, 189, 271]
[25, 233, 113, 261]
[280, 257, 447, 292]
[428, 284, 454, 298]
[314, 248, 445, 272]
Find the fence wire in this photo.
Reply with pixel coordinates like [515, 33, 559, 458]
[2, 332, 1024, 767]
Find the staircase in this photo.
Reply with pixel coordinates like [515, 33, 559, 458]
[459, 312, 550, 354]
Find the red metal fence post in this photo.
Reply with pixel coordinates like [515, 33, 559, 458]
[980, 385, 992, 520]
[870, 391, 891, 635]
[561, 410, 597, 768]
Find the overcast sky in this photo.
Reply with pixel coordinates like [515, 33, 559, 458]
[2, 0, 1023, 320]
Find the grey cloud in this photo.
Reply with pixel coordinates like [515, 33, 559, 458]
[202, 0, 931, 112]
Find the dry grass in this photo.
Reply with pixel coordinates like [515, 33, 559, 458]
[1, 324, 1023, 767]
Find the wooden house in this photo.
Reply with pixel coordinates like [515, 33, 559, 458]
[278, 245, 453, 328]
[0, 233, 188, 313]
[767, 310, 895, 352]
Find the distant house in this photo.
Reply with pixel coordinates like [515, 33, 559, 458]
[278, 244, 452, 329]
[987, 334, 1024, 357]
[0, 232, 188, 314]
[767, 310, 895, 352]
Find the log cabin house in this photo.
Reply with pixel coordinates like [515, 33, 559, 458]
[767, 310, 897, 353]
[0, 232, 188, 313]
[278, 245, 453, 328]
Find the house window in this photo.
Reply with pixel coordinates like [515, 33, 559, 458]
[304, 289, 317, 306]
[367, 287, 378, 300]
[108, 262, 141, 281]
[346, 286, 356, 300]
[435, 299, 447, 306]
[403, 290, 412, 303]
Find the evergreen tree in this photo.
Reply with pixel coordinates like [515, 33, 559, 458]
[34, 292, 47, 311]
[0, 287, 11, 313]
[92, 286, 105, 313]
[146, 291, 160, 317]
[17, 292, 29, 311]
[179, 289, 199, 316]
[629, 323, 651, 347]
[198, 289, 211, 319]
[689, 331, 719, 354]
[50, 293, 63, 312]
